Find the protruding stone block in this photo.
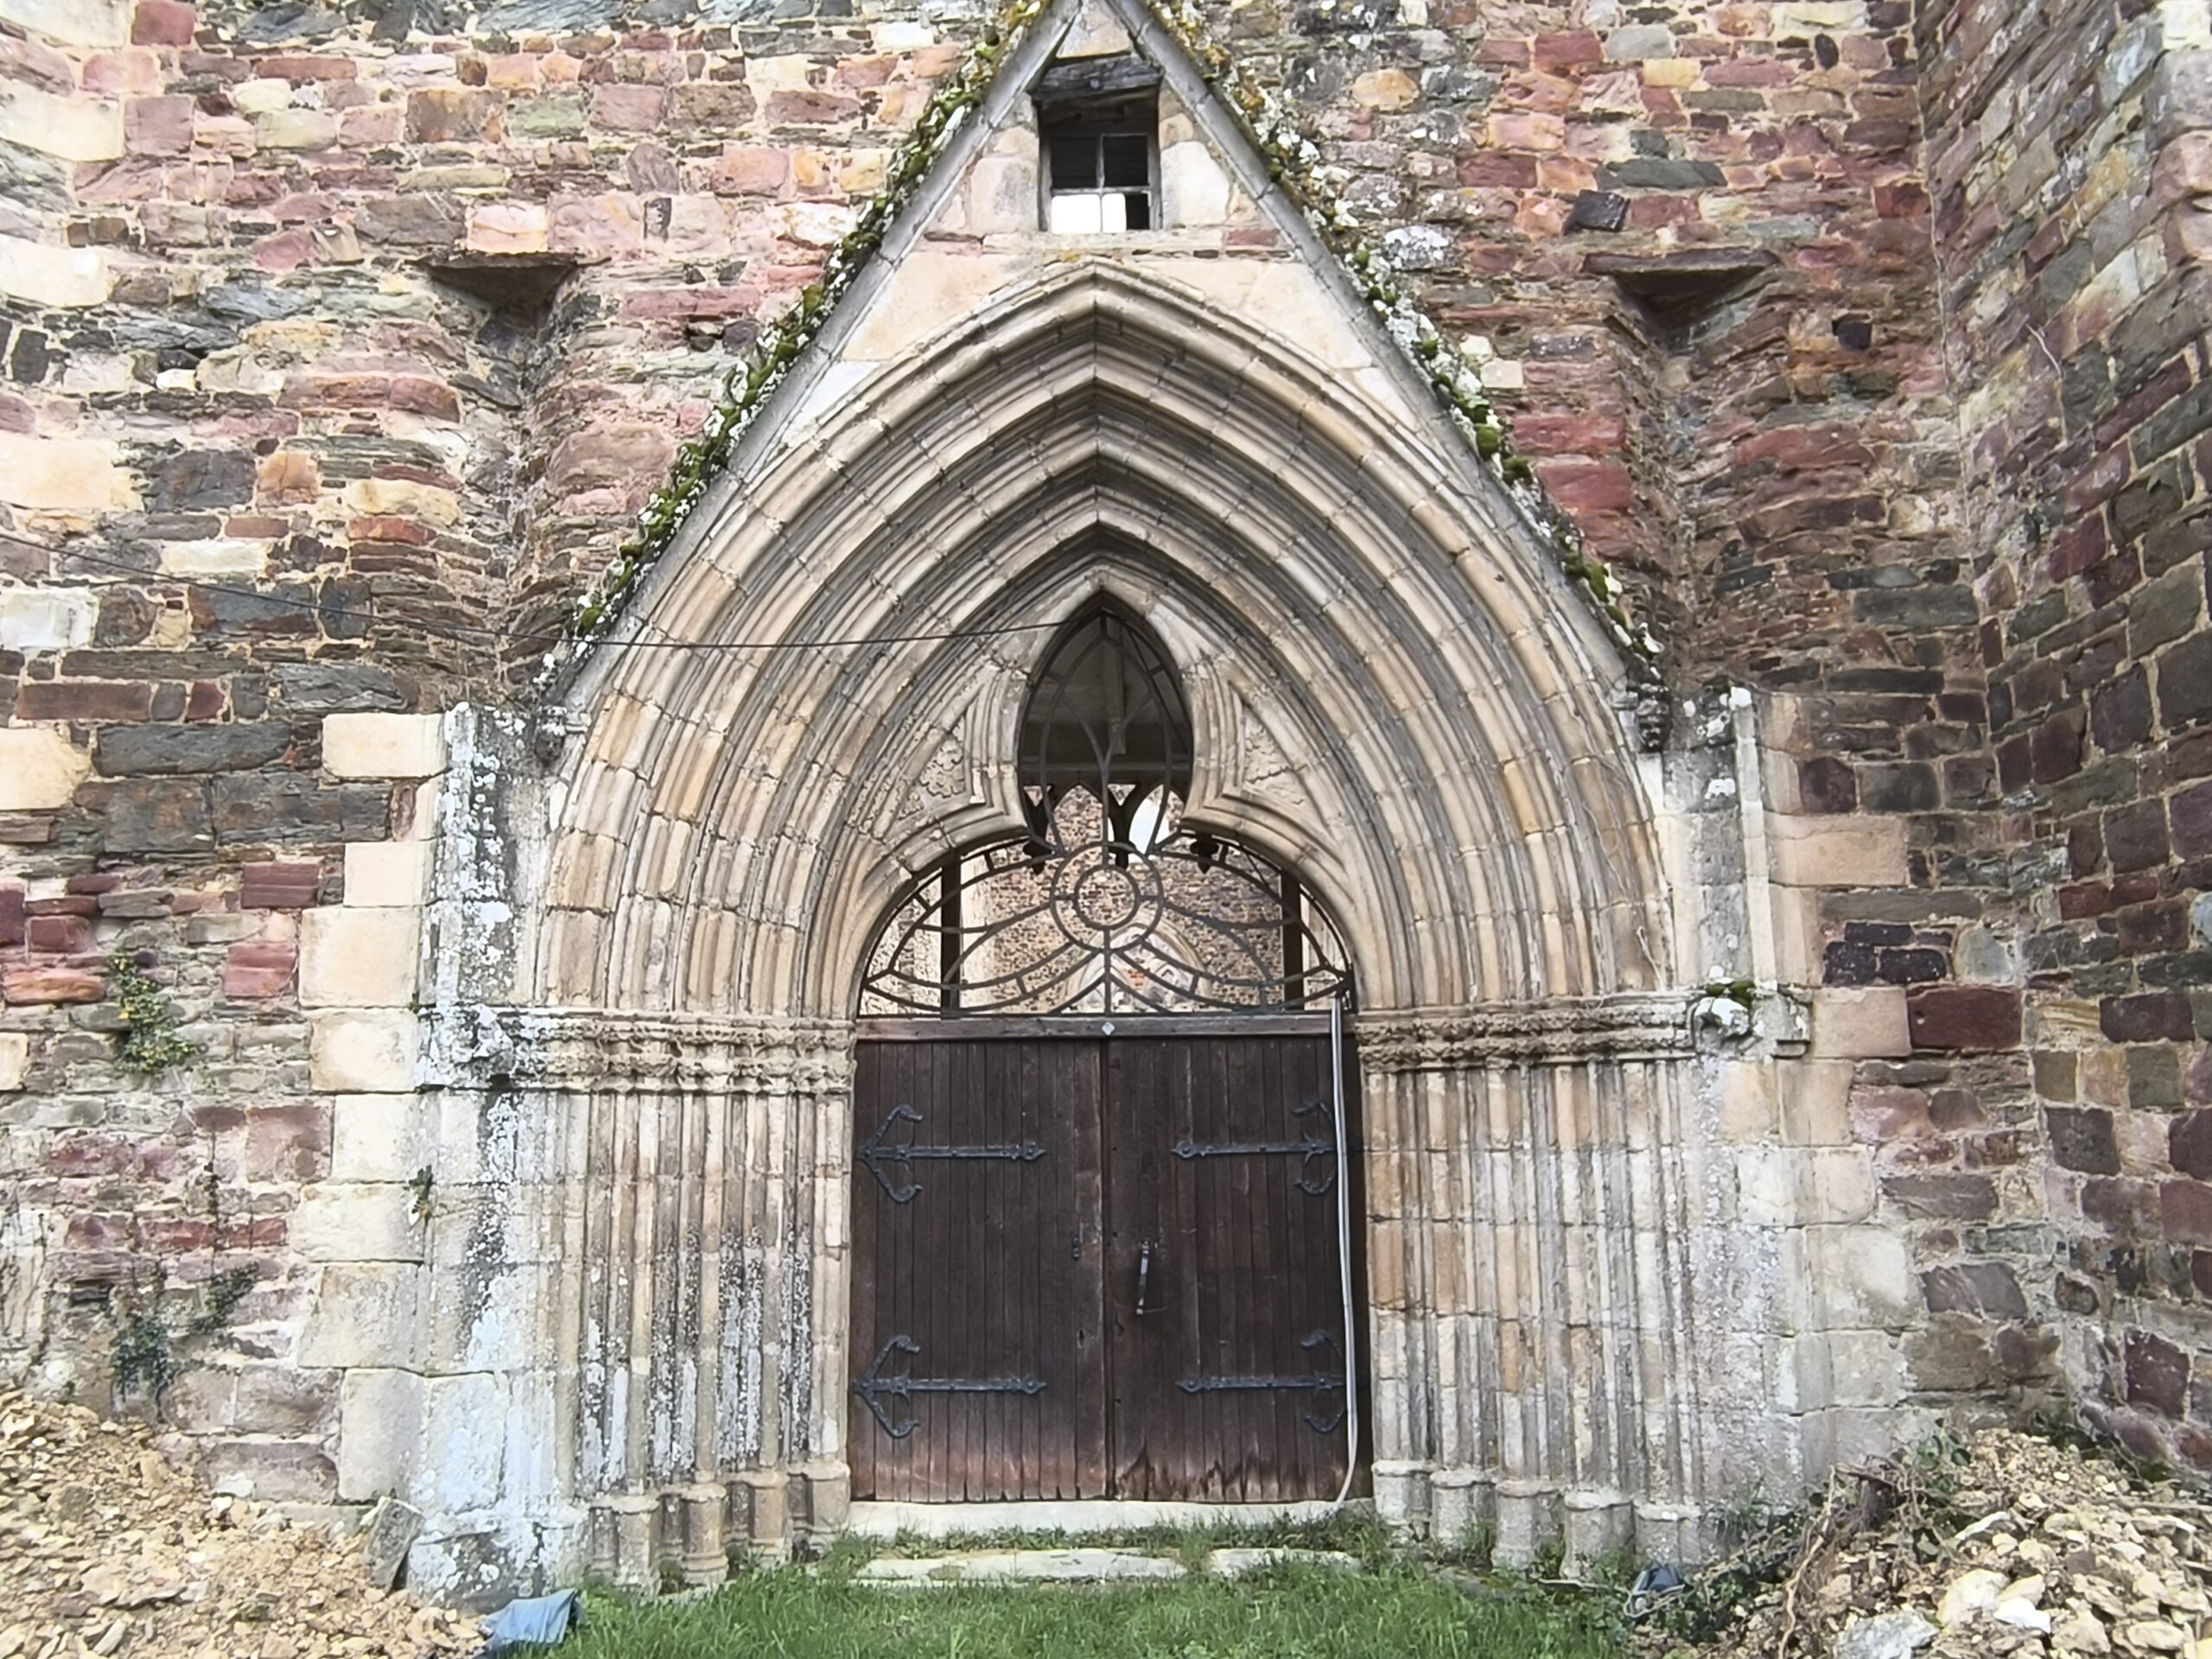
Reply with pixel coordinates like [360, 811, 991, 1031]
[0, 81, 124, 161]
[301, 906, 421, 1007]
[1808, 988, 1910, 1058]
[1768, 814, 1909, 887]
[0, 433, 131, 507]
[302, 1264, 424, 1370]
[0, 728, 92, 810]
[339, 1368, 424, 1499]
[309, 1008, 421, 1091]
[293, 1183, 423, 1262]
[345, 839, 432, 907]
[0, 0, 130, 44]
[324, 713, 447, 780]
[423, 1373, 505, 1511]
[0, 588, 96, 652]
[332, 1093, 433, 1181]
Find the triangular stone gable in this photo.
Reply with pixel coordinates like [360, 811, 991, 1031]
[549, 0, 1649, 702]
[764, 0, 1463, 468]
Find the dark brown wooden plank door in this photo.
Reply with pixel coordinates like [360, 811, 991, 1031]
[1103, 1034, 1354, 1502]
[849, 1038, 1107, 1500]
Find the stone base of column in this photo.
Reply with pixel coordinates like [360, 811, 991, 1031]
[1370, 1459, 1433, 1534]
[1427, 1466, 1494, 1548]
[1493, 1478, 1562, 1567]
[1563, 1487, 1633, 1570]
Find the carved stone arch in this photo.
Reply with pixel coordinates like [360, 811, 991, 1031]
[541, 264, 1672, 1021]
[486, 257, 1751, 1580]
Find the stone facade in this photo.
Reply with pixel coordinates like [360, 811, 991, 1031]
[0, 0, 2202, 1609]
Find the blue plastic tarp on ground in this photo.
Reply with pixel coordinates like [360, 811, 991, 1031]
[479, 1588, 582, 1654]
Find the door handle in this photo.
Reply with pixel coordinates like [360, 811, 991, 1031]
[1135, 1240, 1155, 1317]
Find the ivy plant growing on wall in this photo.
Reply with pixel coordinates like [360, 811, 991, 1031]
[110, 951, 202, 1075]
[546, 0, 1662, 691]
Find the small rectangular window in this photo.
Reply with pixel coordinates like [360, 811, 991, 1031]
[1039, 95, 1155, 234]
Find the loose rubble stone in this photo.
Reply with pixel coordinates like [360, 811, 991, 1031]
[1650, 1429, 2212, 1659]
[0, 1390, 474, 1656]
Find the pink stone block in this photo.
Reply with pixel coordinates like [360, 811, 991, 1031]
[224, 940, 297, 1000]
[589, 82, 668, 131]
[130, 0, 196, 46]
[3, 966, 105, 1006]
[255, 227, 315, 272]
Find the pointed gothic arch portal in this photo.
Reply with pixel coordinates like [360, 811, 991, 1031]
[849, 603, 1369, 1503]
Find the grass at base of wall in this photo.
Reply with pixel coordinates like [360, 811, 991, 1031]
[561, 1559, 1626, 1659]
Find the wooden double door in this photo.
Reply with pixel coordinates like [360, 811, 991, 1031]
[849, 1023, 1360, 1503]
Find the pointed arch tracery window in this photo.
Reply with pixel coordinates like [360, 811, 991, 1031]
[861, 607, 1349, 1016]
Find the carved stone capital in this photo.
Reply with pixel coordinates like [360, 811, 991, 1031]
[422, 1005, 855, 1094]
[1353, 995, 1697, 1071]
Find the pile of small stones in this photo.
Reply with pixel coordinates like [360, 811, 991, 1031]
[1658, 1429, 2212, 1659]
[0, 1391, 473, 1659]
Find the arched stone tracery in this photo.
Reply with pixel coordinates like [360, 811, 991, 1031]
[487, 261, 1738, 1580]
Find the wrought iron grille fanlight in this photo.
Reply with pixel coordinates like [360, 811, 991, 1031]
[861, 608, 1350, 1016]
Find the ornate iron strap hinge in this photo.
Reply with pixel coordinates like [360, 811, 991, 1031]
[852, 1336, 1046, 1440]
[1179, 1331, 1347, 1433]
[1172, 1097, 1336, 1194]
[860, 1103, 1046, 1203]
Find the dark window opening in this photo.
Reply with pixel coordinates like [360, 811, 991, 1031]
[1041, 96, 1156, 233]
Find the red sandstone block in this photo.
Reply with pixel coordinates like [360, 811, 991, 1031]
[3, 965, 105, 1006]
[340, 105, 403, 147]
[257, 54, 355, 79]
[346, 516, 435, 546]
[1874, 181, 1929, 218]
[2163, 1181, 2212, 1247]
[0, 886, 23, 949]
[253, 228, 314, 273]
[241, 861, 320, 910]
[125, 94, 195, 156]
[130, 0, 194, 45]
[14, 680, 154, 722]
[279, 372, 392, 410]
[48, 1133, 139, 1178]
[590, 83, 669, 130]
[224, 940, 296, 1000]
[244, 1101, 327, 1182]
[1905, 985, 2021, 1052]
[765, 89, 862, 125]
[1532, 30, 1601, 66]
[1511, 414, 1626, 454]
[1735, 423, 1878, 469]
[139, 1217, 215, 1255]
[2172, 780, 2212, 858]
[186, 681, 225, 721]
[1538, 457, 1635, 513]
[389, 377, 461, 420]
[2101, 991, 2196, 1044]
[28, 915, 93, 954]
[712, 148, 791, 195]
[2126, 1327, 2190, 1414]
[407, 86, 501, 143]
[2052, 885, 2106, 925]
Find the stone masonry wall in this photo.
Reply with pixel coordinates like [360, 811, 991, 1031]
[1918, 0, 2212, 1473]
[0, 0, 2171, 1528]
[0, 0, 978, 1496]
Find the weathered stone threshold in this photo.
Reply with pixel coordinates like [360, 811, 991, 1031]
[847, 1497, 1344, 1540]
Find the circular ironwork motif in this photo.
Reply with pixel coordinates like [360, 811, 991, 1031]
[1052, 855, 1163, 951]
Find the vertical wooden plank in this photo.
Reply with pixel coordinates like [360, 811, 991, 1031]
[849, 1046, 874, 1501]
[1073, 1038, 1109, 1498]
